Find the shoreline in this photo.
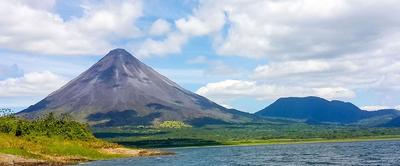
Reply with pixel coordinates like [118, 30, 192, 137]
[161, 136, 400, 150]
[0, 147, 172, 166]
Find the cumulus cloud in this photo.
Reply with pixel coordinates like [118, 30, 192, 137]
[251, 50, 400, 92]
[215, 0, 399, 60]
[175, 1, 226, 36]
[136, 33, 188, 57]
[149, 19, 171, 36]
[72, 0, 143, 39]
[252, 60, 358, 79]
[0, 0, 143, 55]
[149, 0, 400, 61]
[135, 0, 227, 57]
[18, 0, 56, 11]
[196, 80, 355, 102]
[0, 71, 67, 97]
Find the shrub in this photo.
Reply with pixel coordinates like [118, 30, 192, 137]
[0, 113, 94, 140]
[0, 116, 18, 134]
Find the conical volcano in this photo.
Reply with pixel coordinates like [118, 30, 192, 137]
[18, 49, 255, 126]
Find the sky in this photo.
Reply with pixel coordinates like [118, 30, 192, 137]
[0, 0, 400, 113]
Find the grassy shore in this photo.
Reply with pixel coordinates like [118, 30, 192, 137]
[0, 114, 170, 165]
[0, 133, 169, 165]
[0, 133, 118, 164]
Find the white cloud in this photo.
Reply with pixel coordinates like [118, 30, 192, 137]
[135, 0, 227, 57]
[196, 80, 355, 103]
[253, 60, 356, 78]
[18, 0, 56, 11]
[175, 1, 226, 36]
[217, 0, 400, 59]
[165, 0, 400, 61]
[149, 19, 171, 36]
[136, 33, 188, 57]
[0, 71, 67, 97]
[250, 50, 400, 92]
[0, 0, 143, 55]
[71, 0, 143, 39]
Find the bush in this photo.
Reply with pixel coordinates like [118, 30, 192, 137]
[0, 113, 94, 140]
[0, 116, 18, 134]
[156, 121, 192, 129]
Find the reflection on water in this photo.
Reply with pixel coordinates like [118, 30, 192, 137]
[84, 140, 400, 166]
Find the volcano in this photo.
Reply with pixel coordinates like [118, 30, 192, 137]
[18, 49, 255, 126]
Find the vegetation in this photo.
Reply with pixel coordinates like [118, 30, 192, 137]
[0, 113, 144, 164]
[0, 133, 122, 163]
[0, 113, 93, 139]
[155, 121, 192, 129]
[93, 123, 400, 148]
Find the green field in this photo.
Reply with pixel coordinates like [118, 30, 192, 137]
[93, 123, 400, 148]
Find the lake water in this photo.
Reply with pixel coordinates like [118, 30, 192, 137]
[85, 140, 400, 166]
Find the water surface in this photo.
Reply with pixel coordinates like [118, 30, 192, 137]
[85, 140, 400, 166]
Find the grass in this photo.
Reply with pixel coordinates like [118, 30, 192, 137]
[0, 133, 126, 163]
[93, 123, 400, 148]
[0, 114, 147, 164]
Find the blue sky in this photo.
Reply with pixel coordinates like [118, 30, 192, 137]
[1, 0, 400, 113]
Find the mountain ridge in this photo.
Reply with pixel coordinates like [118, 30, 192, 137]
[255, 96, 400, 124]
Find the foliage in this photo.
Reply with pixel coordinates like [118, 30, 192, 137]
[0, 113, 125, 163]
[93, 123, 400, 148]
[0, 113, 93, 140]
[156, 121, 192, 129]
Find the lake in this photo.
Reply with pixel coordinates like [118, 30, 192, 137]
[84, 140, 400, 166]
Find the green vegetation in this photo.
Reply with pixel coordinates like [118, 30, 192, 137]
[0, 113, 132, 164]
[93, 123, 400, 148]
[156, 121, 192, 129]
[0, 133, 123, 162]
[0, 113, 93, 139]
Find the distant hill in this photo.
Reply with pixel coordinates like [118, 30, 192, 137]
[17, 49, 258, 126]
[255, 96, 400, 124]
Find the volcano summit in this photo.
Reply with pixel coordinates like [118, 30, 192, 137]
[18, 49, 255, 126]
